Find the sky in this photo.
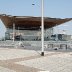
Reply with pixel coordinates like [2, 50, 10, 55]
[0, 0, 72, 38]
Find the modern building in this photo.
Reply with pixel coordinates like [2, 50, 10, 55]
[0, 14, 72, 41]
[51, 34, 72, 41]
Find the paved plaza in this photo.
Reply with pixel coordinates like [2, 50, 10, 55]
[0, 47, 72, 72]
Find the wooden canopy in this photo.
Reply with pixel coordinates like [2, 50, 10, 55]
[0, 14, 72, 30]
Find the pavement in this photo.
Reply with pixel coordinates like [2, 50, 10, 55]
[0, 46, 72, 72]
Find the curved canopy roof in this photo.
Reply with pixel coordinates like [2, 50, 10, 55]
[0, 14, 72, 30]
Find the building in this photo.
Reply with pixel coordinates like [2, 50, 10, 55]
[0, 14, 72, 41]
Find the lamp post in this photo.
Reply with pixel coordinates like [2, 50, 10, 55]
[41, 0, 44, 56]
[32, 3, 35, 16]
[32, 0, 44, 56]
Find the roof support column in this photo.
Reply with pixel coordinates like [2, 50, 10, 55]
[56, 24, 58, 41]
[13, 23, 15, 42]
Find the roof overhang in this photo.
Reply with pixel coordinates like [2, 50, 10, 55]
[0, 14, 72, 30]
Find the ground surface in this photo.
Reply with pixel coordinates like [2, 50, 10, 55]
[0, 47, 72, 72]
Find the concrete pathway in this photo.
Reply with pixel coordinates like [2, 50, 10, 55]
[0, 47, 72, 72]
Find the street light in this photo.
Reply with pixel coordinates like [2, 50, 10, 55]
[41, 0, 44, 56]
[32, 0, 44, 56]
[32, 4, 35, 5]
